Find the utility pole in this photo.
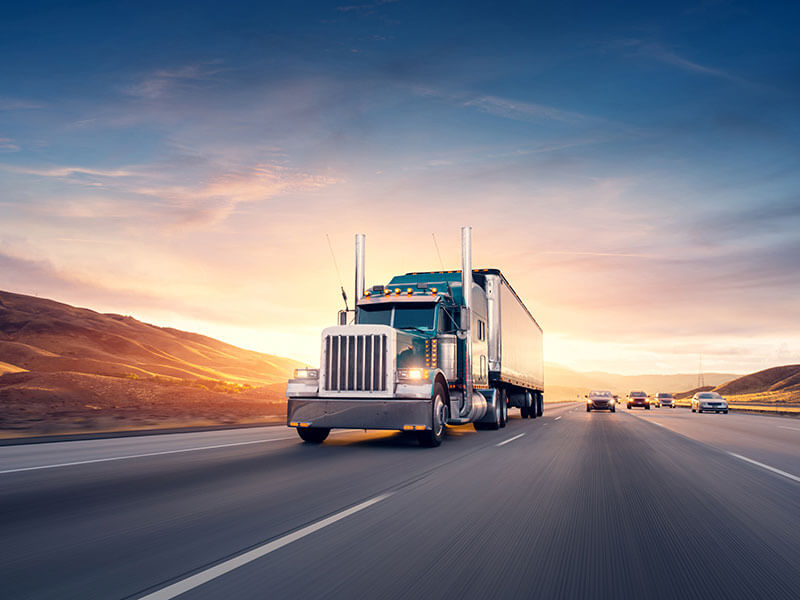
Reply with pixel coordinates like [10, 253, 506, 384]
[697, 354, 705, 389]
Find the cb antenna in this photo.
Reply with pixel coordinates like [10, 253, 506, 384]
[432, 233, 446, 270]
[325, 233, 349, 311]
[432, 232, 454, 298]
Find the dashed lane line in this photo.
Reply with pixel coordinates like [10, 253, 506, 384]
[727, 452, 800, 484]
[496, 433, 526, 447]
[137, 493, 392, 600]
[0, 436, 296, 475]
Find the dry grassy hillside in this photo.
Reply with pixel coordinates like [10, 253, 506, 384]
[715, 364, 800, 396]
[0, 290, 303, 437]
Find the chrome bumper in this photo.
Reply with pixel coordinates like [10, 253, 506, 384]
[287, 397, 432, 430]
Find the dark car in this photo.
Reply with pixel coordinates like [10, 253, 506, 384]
[586, 390, 616, 412]
[627, 391, 649, 410]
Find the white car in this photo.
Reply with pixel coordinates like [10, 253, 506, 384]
[691, 392, 728, 414]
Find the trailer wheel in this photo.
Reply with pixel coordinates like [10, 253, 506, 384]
[521, 405, 529, 418]
[297, 427, 330, 443]
[418, 382, 447, 447]
[536, 392, 543, 417]
[500, 394, 507, 428]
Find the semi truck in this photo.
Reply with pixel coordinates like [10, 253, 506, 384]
[286, 227, 544, 447]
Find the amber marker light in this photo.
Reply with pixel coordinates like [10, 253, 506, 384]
[407, 287, 413, 295]
[431, 287, 438, 295]
[394, 287, 401, 295]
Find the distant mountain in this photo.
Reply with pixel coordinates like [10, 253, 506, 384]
[545, 363, 738, 395]
[0, 290, 303, 436]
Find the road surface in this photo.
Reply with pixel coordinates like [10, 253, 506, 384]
[1, 404, 798, 599]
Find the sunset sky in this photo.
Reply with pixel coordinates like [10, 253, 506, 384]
[1, 1, 799, 374]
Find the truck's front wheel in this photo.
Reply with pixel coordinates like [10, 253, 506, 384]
[418, 382, 447, 447]
[297, 427, 330, 443]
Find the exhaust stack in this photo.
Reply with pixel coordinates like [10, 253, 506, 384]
[461, 226, 473, 416]
[355, 233, 366, 302]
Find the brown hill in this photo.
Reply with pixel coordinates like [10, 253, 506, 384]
[715, 364, 800, 396]
[0, 290, 303, 436]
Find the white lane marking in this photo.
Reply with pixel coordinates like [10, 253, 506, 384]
[496, 433, 525, 447]
[727, 452, 800, 483]
[554, 416, 562, 421]
[0, 437, 295, 475]
[778, 426, 800, 432]
[138, 493, 392, 600]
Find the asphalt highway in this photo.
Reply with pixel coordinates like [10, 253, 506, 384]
[1, 404, 798, 600]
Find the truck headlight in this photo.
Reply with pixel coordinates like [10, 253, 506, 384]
[294, 368, 319, 379]
[398, 368, 429, 381]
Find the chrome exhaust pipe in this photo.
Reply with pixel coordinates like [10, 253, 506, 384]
[355, 233, 366, 302]
[460, 226, 473, 417]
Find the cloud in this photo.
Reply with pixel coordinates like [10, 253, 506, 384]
[462, 95, 587, 124]
[132, 163, 340, 227]
[416, 87, 590, 124]
[124, 61, 227, 100]
[623, 40, 751, 86]
[6, 165, 134, 178]
[0, 136, 19, 152]
[336, 0, 399, 12]
[0, 98, 42, 110]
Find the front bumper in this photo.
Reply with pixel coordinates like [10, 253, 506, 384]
[590, 401, 614, 410]
[287, 397, 432, 430]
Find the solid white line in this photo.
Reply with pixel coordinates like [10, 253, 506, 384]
[496, 433, 525, 447]
[138, 493, 392, 600]
[727, 452, 800, 483]
[778, 426, 800, 432]
[0, 437, 295, 475]
[554, 416, 562, 421]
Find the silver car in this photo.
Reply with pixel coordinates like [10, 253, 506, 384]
[656, 392, 675, 408]
[691, 392, 729, 414]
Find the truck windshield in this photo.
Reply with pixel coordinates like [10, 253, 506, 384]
[357, 304, 436, 329]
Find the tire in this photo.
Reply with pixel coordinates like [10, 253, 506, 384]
[646, 405, 650, 410]
[500, 396, 507, 428]
[419, 382, 448, 447]
[297, 427, 330, 443]
[536, 393, 543, 417]
[611, 406, 616, 413]
[724, 410, 729, 414]
[521, 405, 529, 418]
[586, 405, 591, 412]
[692, 407, 696, 413]
[627, 404, 631, 409]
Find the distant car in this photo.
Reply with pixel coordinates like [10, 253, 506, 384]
[627, 391, 649, 410]
[691, 392, 728, 414]
[586, 390, 616, 412]
[650, 395, 661, 408]
[656, 392, 675, 408]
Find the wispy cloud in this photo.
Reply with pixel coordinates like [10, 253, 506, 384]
[0, 136, 19, 152]
[416, 87, 590, 124]
[336, 0, 399, 13]
[621, 40, 751, 86]
[124, 61, 227, 100]
[0, 98, 43, 110]
[6, 165, 135, 178]
[463, 95, 586, 123]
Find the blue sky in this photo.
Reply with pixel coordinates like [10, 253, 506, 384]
[1, 0, 799, 373]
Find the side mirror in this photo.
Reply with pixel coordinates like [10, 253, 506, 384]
[584, 395, 588, 399]
[338, 310, 347, 326]
[613, 395, 619, 400]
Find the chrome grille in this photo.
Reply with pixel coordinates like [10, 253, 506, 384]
[324, 333, 387, 392]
